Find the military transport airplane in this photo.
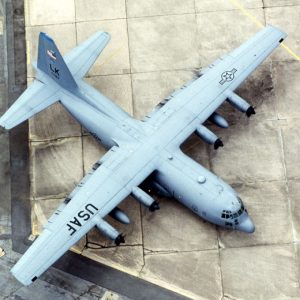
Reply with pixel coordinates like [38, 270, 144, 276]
[0, 25, 287, 285]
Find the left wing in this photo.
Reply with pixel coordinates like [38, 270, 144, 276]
[11, 145, 155, 285]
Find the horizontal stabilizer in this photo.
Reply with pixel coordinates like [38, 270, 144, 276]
[64, 31, 111, 79]
[0, 80, 59, 129]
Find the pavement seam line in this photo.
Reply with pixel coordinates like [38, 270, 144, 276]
[124, 1, 145, 272]
[227, 0, 300, 62]
[278, 125, 297, 243]
[228, 0, 264, 28]
[73, 0, 86, 230]
[124, 0, 135, 117]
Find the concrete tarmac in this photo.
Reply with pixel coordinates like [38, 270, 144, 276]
[2, 0, 300, 299]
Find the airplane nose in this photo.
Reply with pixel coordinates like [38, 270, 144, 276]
[237, 217, 255, 233]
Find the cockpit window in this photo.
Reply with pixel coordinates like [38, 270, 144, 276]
[221, 199, 245, 220]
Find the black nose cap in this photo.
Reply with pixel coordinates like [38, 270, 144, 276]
[115, 234, 125, 246]
[246, 106, 256, 117]
[149, 201, 160, 212]
[214, 138, 224, 150]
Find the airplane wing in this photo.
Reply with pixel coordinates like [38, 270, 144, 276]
[144, 25, 287, 147]
[11, 144, 156, 285]
[0, 80, 59, 129]
[63, 31, 110, 79]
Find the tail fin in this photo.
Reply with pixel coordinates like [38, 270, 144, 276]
[0, 32, 109, 129]
[37, 32, 78, 92]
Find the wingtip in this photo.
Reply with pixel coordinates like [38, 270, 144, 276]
[104, 32, 111, 41]
[266, 24, 288, 38]
[0, 118, 12, 130]
[11, 269, 32, 286]
[0, 119, 6, 129]
[0, 115, 10, 129]
[97, 31, 111, 41]
[91, 31, 111, 41]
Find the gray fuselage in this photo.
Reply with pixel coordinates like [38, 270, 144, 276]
[59, 78, 254, 234]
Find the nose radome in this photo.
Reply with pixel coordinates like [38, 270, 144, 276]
[237, 217, 255, 233]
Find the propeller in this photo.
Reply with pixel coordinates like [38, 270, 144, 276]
[115, 233, 126, 246]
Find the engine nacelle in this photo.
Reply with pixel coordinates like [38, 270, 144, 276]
[109, 207, 130, 224]
[131, 186, 160, 211]
[195, 125, 224, 150]
[226, 90, 256, 117]
[209, 112, 229, 128]
[95, 217, 125, 245]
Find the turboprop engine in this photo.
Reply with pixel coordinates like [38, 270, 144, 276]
[209, 112, 229, 128]
[226, 90, 256, 117]
[95, 217, 125, 245]
[109, 207, 130, 224]
[131, 186, 160, 211]
[195, 125, 224, 149]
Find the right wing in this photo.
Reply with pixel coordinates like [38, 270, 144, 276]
[11, 145, 155, 285]
[64, 31, 111, 79]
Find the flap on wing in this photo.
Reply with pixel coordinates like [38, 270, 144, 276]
[64, 31, 111, 79]
[0, 80, 59, 129]
[44, 155, 107, 230]
[44, 146, 124, 231]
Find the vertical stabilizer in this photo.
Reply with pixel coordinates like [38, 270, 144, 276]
[37, 32, 78, 91]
